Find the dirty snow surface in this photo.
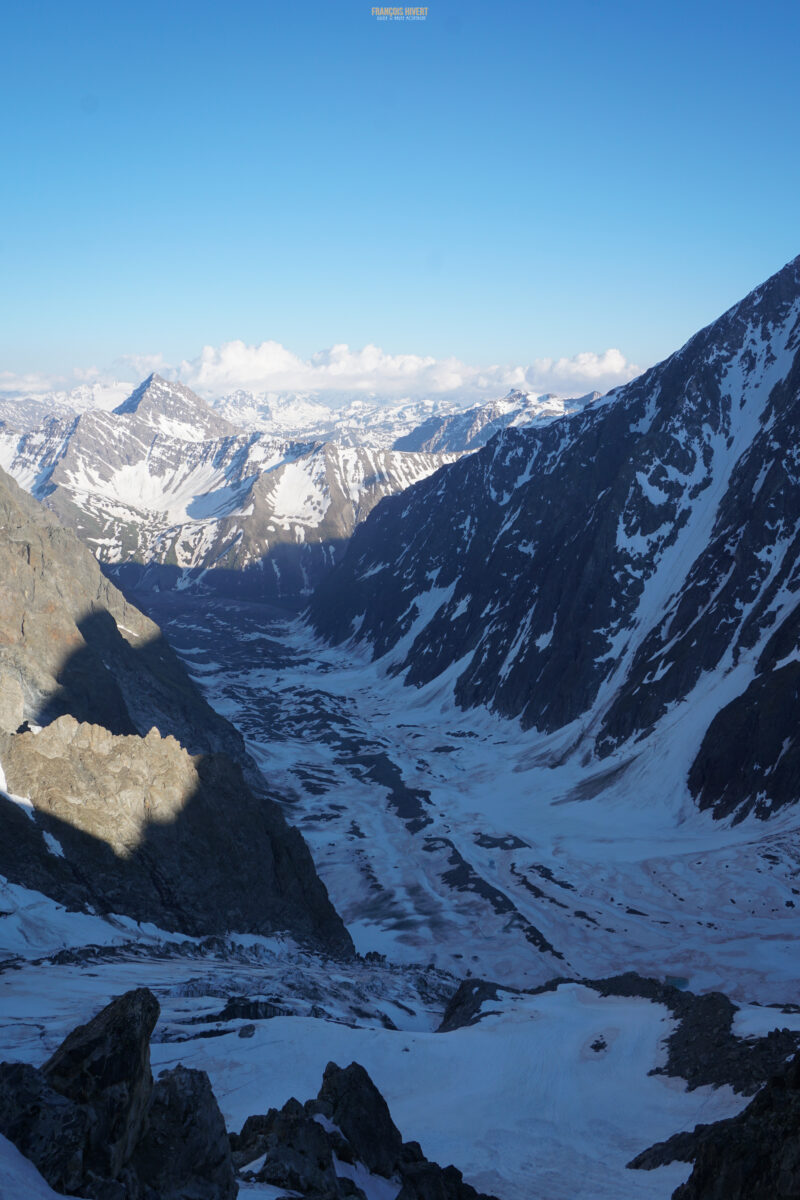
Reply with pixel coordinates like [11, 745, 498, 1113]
[148, 595, 800, 1003]
[2, 594, 799, 1200]
[0, 890, 755, 1200]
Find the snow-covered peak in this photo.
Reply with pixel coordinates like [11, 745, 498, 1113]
[113, 374, 238, 442]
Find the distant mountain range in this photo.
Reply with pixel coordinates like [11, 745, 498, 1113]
[0, 376, 589, 601]
[0, 375, 452, 602]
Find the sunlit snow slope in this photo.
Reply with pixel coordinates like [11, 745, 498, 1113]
[0, 374, 451, 602]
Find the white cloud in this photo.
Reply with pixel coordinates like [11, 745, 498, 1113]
[0, 342, 642, 411]
[0, 369, 68, 396]
[176, 339, 641, 402]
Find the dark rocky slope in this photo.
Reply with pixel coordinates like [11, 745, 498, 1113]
[0, 464, 350, 952]
[309, 255, 800, 821]
[0, 989, 497, 1200]
[0, 988, 237, 1199]
[629, 1052, 800, 1200]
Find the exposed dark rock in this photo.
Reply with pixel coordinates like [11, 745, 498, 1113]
[131, 1064, 238, 1200]
[397, 1160, 494, 1199]
[437, 979, 513, 1032]
[313, 1060, 404, 1177]
[628, 1126, 717, 1171]
[588, 972, 800, 1094]
[234, 1060, 500, 1200]
[632, 1054, 800, 1199]
[252, 1098, 342, 1196]
[688, 658, 800, 822]
[0, 988, 240, 1200]
[0, 1060, 89, 1193]
[230, 1110, 275, 1170]
[217, 997, 288, 1022]
[42, 987, 159, 1180]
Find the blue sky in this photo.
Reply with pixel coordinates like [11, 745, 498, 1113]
[1, 0, 799, 396]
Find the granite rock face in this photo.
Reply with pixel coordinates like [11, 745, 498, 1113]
[0, 462, 351, 952]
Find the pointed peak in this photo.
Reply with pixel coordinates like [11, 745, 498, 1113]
[113, 375, 237, 440]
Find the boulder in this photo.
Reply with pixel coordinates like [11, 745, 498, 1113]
[131, 1064, 237, 1200]
[42, 987, 159, 1180]
[313, 1060, 403, 1177]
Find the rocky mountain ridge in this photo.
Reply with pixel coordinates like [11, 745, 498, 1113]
[309, 254, 800, 822]
[393, 388, 598, 454]
[0, 374, 452, 603]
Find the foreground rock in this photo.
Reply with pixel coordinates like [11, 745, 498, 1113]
[0, 988, 237, 1200]
[131, 1066, 236, 1200]
[42, 987, 159, 1181]
[0, 1062, 89, 1194]
[628, 1053, 800, 1199]
[232, 1059, 498, 1199]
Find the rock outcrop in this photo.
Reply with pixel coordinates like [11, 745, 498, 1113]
[232, 1059, 499, 1200]
[0, 988, 237, 1200]
[42, 987, 159, 1181]
[0, 715, 350, 948]
[0, 462, 351, 952]
[130, 1066, 237, 1200]
[630, 1053, 800, 1199]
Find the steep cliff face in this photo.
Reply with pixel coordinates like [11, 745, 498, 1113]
[309, 256, 800, 822]
[0, 462, 243, 755]
[0, 464, 351, 952]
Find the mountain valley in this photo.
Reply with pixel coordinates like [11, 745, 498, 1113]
[2, 257, 800, 1199]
